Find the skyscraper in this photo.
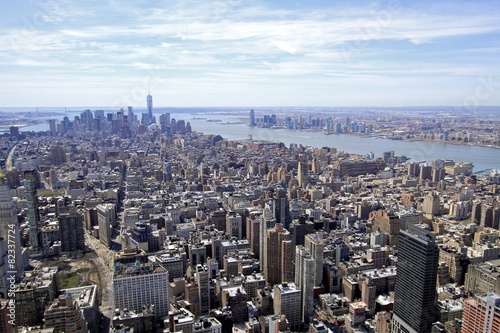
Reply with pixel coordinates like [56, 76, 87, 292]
[147, 91, 153, 124]
[96, 203, 115, 248]
[58, 208, 85, 252]
[274, 188, 290, 228]
[295, 245, 315, 323]
[249, 109, 255, 126]
[304, 233, 324, 287]
[23, 169, 40, 254]
[0, 172, 24, 276]
[297, 161, 309, 189]
[160, 113, 170, 133]
[392, 227, 439, 333]
[264, 223, 293, 286]
[196, 264, 210, 316]
[49, 119, 57, 136]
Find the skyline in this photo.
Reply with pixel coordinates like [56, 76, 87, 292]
[1, 0, 500, 107]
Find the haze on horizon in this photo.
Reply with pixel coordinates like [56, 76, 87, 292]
[1, 0, 499, 108]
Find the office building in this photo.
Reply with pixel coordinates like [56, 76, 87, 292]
[61, 285, 99, 333]
[96, 203, 115, 248]
[221, 286, 248, 323]
[112, 307, 155, 333]
[274, 188, 290, 228]
[43, 295, 88, 333]
[264, 223, 293, 286]
[49, 119, 57, 136]
[196, 264, 210, 316]
[58, 208, 85, 252]
[113, 262, 169, 318]
[295, 246, 315, 323]
[249, 109, 256, 127]
[273, 282, 301, 331]
[147, 91, 153, 124]
[226, 211, 242, 240]
[464, 258, 500, 295]
[304, 233, 324, 286]
[462, 292, 500, 333]
[15, 267, 59, 327]
[259, 208, 276, 266]
[160, 113, 170, 133]
[0, 173, 24, 276]
[392, 228, 439, 333]
[24, 169, 41, 254]
[422, 192, 441, 216]
[297, 161, 309, 189]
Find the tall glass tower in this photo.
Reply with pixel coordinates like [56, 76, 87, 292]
[24, 169, 40, 254]
[392, 227, 439, 333]
[249, 109, 255, 126]
[147, 91, 153, 124]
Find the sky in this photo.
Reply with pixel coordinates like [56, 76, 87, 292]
[0, 0, 499, 108]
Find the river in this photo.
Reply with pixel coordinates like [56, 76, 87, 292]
[13, 108, 500, 173]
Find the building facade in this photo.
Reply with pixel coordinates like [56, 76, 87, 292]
[392, 228, 439, 333]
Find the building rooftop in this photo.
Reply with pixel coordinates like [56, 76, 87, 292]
[61, 285, 98, 309]
[113, 262, 167, 279]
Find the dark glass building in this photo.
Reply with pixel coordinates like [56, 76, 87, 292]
[392, 227, 439, 333]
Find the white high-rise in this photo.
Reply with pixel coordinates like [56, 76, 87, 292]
[295, 245, 315, 323]
[273, 282, 302, 331]
[304, 233, 324, 286]
[113, 262, 169, 318]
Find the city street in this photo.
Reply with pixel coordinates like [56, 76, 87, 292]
[84, 232, 116, 333]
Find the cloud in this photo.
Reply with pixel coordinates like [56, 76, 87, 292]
[0, 0, 499, 106]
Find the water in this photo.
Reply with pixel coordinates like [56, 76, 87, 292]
[180, 113, 499, 173]
[5, 107, 500, 172]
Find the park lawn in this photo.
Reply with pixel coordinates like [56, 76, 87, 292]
[60, 272, 81, 289]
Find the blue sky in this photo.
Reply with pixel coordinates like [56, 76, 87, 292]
[0, 0, 499, 107]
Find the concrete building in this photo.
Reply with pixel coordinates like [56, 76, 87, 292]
[58, 208, 85, 252]
[196, 264, 210, 316]
[298, 161, 309, 188]
[221, 286, 248, 323]
[226, 212, 242, 240]
[113, 262, 169, 318]
[43, 295, 88, 333]
[304, 233, 324, 287]
[96, 203, 115, 248]
[15, 267, 59, 327]
[112, 307, 155, 333]
[0, 174, 24, 277]
[295, 245, 315, 324]
[193, 316, 222, 333]
[462, 292, 500, 333]
[264, 224, 293, 286]
[464, 259, 500, 295]
[273, 282, 301, 331]
[61, 285, 99, 333]
[422, 192, 441, 216]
